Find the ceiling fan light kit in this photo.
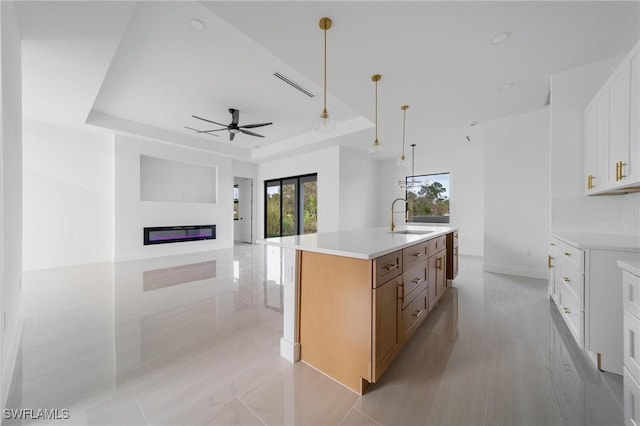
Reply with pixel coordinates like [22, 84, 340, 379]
[315, 17, 336, 133]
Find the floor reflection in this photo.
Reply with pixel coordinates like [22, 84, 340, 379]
[5, 250, 625, 426]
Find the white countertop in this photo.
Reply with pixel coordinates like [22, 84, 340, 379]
[552, 231, 640, 251]
[619, 260, 640, 276]
[258, 225, 458, 259]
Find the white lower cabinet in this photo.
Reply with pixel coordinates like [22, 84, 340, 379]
[550, 233, 640, 375]
[622, 262, 640, 426]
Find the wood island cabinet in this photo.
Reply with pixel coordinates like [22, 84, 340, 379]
[299, 231, 457, 394]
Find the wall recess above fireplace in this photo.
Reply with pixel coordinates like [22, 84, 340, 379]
[143, 225, 216, 245]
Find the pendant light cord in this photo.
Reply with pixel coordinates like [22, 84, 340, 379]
[323, 27, 327, 114]
[375, 81, 378, 140]
[401, 109, 406, 157]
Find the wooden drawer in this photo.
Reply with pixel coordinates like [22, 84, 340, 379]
[624, 367, 640, 426]
[557, 262, 584, 310]
[403, 241, 428, 271]
[401, 263, 427, 308]
[557, 284, 584, 347]
[624, 309, 640, 383]
[428, 235, 446, 255]
[374, 250, 402, 287]
[402, 288, 428, 341]
[624, 271, 640, 319]
[553, 238, 584, 274]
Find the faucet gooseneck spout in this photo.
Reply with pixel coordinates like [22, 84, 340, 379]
[390, 198, 408, 232]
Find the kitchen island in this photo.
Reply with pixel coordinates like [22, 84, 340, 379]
[261, 225, 459, 394]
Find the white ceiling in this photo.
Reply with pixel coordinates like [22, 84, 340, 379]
[16, 1, 640, 161]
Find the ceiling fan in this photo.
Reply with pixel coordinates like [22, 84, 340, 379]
[186, 108, 272, 141]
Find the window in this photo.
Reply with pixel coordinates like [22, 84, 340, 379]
[265, 174, 317, 238]
[405, 173, 450, 223]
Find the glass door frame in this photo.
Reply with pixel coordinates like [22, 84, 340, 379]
[264, 173, 317, 238]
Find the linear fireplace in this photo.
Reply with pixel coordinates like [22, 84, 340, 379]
[143, 225, 216, 245]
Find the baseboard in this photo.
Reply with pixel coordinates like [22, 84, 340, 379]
[23, 256, 112, 271]
[482, 263, 548, 280]
[2, 308, 24, 410]
[114, 243, 233, 263]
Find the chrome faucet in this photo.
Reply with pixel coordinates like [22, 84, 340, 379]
[390, 198, 407, 232]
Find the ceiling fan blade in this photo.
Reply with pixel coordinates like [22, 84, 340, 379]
[239, 122, 273, 129]
[230, 109, 239, 126]
[196, 129, 227, 133]
[184, 126, 220, 137]
[230, 132, 235, 142]
[192, 115, 228, 127]
[239, 129, 265, 138]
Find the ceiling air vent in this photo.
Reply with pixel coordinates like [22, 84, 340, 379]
[274, 72, 315, 98]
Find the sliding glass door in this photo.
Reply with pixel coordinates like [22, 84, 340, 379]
[265, 174, 317, 238]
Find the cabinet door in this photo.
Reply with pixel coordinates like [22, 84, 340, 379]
[609, 64, 631, 187]
[629, 49, 640, 185]
[437, 253, 447, 296]
[372, 276, 402, 381]
[585, 101, 598, 193]
[595, 90, 611, 190]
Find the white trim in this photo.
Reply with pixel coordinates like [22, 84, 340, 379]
[280, 338, 300, 363]
[2, 309, 24, 409]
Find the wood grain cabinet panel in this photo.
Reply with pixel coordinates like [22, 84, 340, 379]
[373, 276, 402, 381]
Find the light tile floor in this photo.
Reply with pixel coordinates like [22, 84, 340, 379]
[5, 244, 623, 425]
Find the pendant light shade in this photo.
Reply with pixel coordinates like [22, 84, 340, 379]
[368, 74, 382, 154]
[315, 17, 335, 133]
[397, 105, 409, 167]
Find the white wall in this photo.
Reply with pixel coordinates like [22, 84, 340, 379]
[114, 134, 233, 261]
[22, 120, 114, 270]
[257, 146, 340, 237]
[338, 146, 378, 232]
[0, 0, 23, 408]
[375, 145, 485, 257]
[550, 56, 640, 235]
[483, 109, 550, 279]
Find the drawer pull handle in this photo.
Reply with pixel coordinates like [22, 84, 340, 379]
[414, 252, 425, 257]
[413, 309, 424, 318]
[564, 252, 571, 257]
[548, 255, 554, 269]
[436, 257, 443, 270]
[412, 278, 424, 285]
[562, 277, 570, 283]
[385, 264, 399, 272]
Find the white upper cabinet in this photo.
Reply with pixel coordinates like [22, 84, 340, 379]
[585, 40, 640, 195]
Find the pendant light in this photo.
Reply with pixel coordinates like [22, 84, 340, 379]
[397, 105, 409, 167]
[315, 17, 335, 133]
[398, 143, 419, 189]
[368, 74, 382, 154]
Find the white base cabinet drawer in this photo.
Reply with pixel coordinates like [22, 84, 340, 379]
[625, 309, 640, 382]
[625, 367, 640, 426]
[557, 284, 584, 348]
[625, 271, 640, 318]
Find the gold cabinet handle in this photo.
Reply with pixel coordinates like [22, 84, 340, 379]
[413, 309, 424, 318]
[616, 162, 621, 181]
[413, 252, 425, 257]
[412, 277, 424, 284]
[562, 277, 570, 283]
[385, 263, 399, 272]
[436, 257, 443, 270]
[564, 252, 571, 257]
[619, 161, 627, 181]
[397, 284, 404, 300]
[548, 255, 553, 269]
[587, 174, 595, 189]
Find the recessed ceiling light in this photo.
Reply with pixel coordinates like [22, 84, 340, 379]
[498, 82, 514, 91]
[490, 32, 510, 45]
[190, 18, 206, 31]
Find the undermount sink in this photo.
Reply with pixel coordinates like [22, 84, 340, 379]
[392, 230, 434, 235]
